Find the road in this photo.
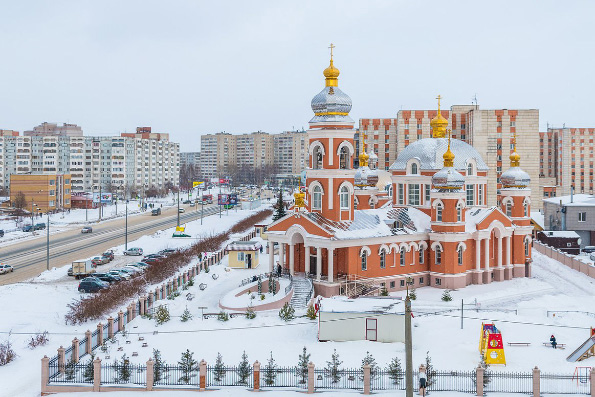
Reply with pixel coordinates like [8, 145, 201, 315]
[0, 203, 222, 286]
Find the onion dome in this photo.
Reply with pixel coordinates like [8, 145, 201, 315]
[358, 151, 369, 167]
[355, 166, 379, 188]
[294, 190, 306, 208]
[501, 135, 531, 189]
[368, 150, 378, 169]
[430, 95, 448, 138]
[432, 131, 465, 191]
[310, 45, 353, 124]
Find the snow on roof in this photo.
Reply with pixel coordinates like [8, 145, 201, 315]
[226, 240, 262, 251]
[465, 207, 496, 232]
[319, 296, 403, 314]
[540, 231, 580, 239]
[531, 211, 545, 229]
[543, 194, 595, 206]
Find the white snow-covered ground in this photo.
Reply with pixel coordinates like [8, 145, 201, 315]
[1, 226, 595, 397]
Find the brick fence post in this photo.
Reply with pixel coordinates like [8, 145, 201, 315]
[533, 366, 540, 397]
[173, 278, 178, 291]
[107, 317, 114, 339]
[155, 288, 160, 302]
[363, 364, 371, 395]
[97, 323, 103, 346]
[253, 360, 260, 391]
[57, 345, 65, 373]
[146, 358, 154, 391]
[85, 330, 92, 354]
[590, 367, 595, 396]
[161, 284, 166, 299]
[307, 362, 315, 394]
[41, 356, 50, 394]
[118, 311, 124, 332]
[127, 304, 133, 321]
[476, 365, 484, 397]
[93, 357, 101, 392]
[72, 338, 79, 363]
[199, 359, 207, 391]
[139, 297, 145, 316]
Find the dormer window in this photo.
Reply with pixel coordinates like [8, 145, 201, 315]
[411, 163, 418, 175]
[467, 163, 474, 175]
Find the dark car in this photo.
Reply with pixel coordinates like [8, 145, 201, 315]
[78, 277, 109, 293]
[34, 223, 46, 230]
[142, 257, 161, 264]
[582, 246, 595, 253]
[102, 251, 114, 262]
[0, 230, 4, 238]
[22, 225, 34, 232]
[182, 200, 191, 204]
[93, 273, 121, 283]
[151, 208, 161, 216]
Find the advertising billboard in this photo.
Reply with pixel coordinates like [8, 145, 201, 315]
[92, 193, 112, 204]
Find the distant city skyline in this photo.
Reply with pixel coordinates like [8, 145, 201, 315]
[1, 0, 593, 151]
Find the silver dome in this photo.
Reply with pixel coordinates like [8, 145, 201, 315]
[390, 138, 488, 171]
[500, 166, 531, 188]
[432, 167, 465, 191]
[355, 166, 379, 188]
[310, 86, 353, 124]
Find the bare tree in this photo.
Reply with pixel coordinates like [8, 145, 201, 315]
[13, 191, 27, 210]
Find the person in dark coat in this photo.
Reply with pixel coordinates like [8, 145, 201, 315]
[550, 334, 557, 349]
[276, 263, 282, 277]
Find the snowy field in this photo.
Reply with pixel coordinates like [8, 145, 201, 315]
[0, 210, 594, 396]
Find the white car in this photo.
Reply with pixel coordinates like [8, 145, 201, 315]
[0, 264, 14, 274]
[123, 247, 144, 256]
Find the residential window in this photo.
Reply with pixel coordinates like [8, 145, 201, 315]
[417, 123, 422, 129]
[523, 203, 528, 217]
[361, 253, 367, 271]
[391, 281, 396, 288]
[398, 184, 404, 205]
[466, 185, 474, 206]
[458, 246, 463, 265]
[425, 184, 431, 204]
[408, 184, 420, 205]
[49, 179, 55, 186]
[419, 249, 424, 264]
[457, 205, 462, 222]
[478, 185, 484, 206]
[435, 246, 442, 265]
[238, 252, 244, 261]
[399, 280, 404, 287]
[435, 278, 442, 286]
[467, 163, 473, 175]
[506, 202, 512, 217]
[419, 277, 424, 285]
[579, 212, 587, 222]
[312, 185, 322, 210]
[340, 186, 350, 210]
[436, 203, 443, 222]
[49, 190, 55, 196]
[400, 248, 406, 266]
[380, 251, 386, 269]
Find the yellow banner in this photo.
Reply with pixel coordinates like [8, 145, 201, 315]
[193, 181, 203, 188]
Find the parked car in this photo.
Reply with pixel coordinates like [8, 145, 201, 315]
[102, 251, 114, 262]
[141, 257, 161, 264]
[0, 264, 14, 274]
[117, 267, 140, 276]
[91, 256, 108, 266]
[93, 273, 122, 283]
[78, 277, 109, 293]
[582, 246, 595, 253]
[81, 226, 93, 234]
[158, 249, 176, 256]
[189, 201, 196, 207]
[124, 265, 143, 274]
[123, 247, 144, 256]
[151, 208, 161, 216]
[22, 225, 34, 232]
[178, 208, 185, 213]
[0, 230, 4, 238]
[34, 223, 46, 230]
[182, 200, 192, 204]
[144, 254, 166, 260]
[131, 262, 149, 269]
[108, 270, 131, 280]
[67, 267, 73, 276]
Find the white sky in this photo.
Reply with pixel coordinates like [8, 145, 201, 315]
[1, 0, 593, 151]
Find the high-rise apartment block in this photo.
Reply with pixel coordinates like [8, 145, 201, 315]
[180, 152, 201, 168]
[273, 131, 307, 176]
[357, 119, 398, 171]
[0, 124, 179, 195]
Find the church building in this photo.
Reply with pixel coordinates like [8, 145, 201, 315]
[266, 48, 534, 297]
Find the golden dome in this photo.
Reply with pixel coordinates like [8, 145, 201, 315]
[430, 95, 448, 138]
[323, 59, 340, 87]
[359, 151, 369, 167]
[510, 151, 520, 167]
[443, 130, 455, 167]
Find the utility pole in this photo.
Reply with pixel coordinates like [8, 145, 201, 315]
[201, 193, 204, 225]
[99, 184, 102, 222]
[46, 211, 50, 271]
[461, 299, 464, 329]
[177, 188, 180, 227]
[125, 200, 129, 250]
[405, 277, 413, 397]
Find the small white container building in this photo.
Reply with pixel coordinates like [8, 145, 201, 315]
[317, 297, 405, 343]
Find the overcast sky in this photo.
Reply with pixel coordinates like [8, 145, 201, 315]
[1, 1, 593, 151]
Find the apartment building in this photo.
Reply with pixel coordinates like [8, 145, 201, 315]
[10, 174, 71, 212]
[200, 133, 236, 180]
[390, 105, 540, 208]
[180, 152, 201, 168]
[24, 122, 83, 137]
[357, 119, 398, 170]
[273, 131, 307, 175]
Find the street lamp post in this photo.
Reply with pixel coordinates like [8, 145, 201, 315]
[46, 210, 50, 271]
[177, 189, 180, 227]
[405, 276, 414, 397]
[200, 193, 204, 225]
[125, 200, 129, 250]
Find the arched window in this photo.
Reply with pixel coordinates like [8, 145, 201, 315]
[506, 202, 512, 217]
[457, 205, 462, 222]
[340, 186, 350, 210]
[523, 202, 529, 217]
[312, 185, 322, 210]
[380, 251, 386, 269]
[400, 248, 406, 266]
[419, 248, 424, 264]
[436, 203, 443, 222]
[435, 246, 442, 265]
[361, 253, 367, 271]
[467, 163, 474, 175]
[411, 163, 418, 175]
[525, 239, 530, 257]
[458, 246, 463, 265]
[339, 146, 350, 169]
[313, 145, 323, 169]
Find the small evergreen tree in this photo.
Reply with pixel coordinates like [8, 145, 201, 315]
[273, 190, 286, 221]
[279, 302, 295, 322]
[306, 304, 317, 320]
[83, 354, 95, 382]
[296, 346, 311, 384]
[117, 354, 131, 383]
[214, 352, 226, 382]
[245, 305, 256, 319]
[180, 307, 192, 322]
[408, 287, 417, 300]
[324, 349, 343, 384]
[360, 351, 379, 380]
[217, 311, 229, 321]
[380, 287, 389, 296]
[153, 349, 165, 384]
[237, 351, 251, 385]
[441, 289, 453, 302]
[187, 277, 194, 287]
[387, 357, 403, 384]
[64, 357, 76, 381]
[425, 351, 436, 388]
[268, 274, 274, 294]
[271, 277, 277, 294]
[155, 305, 170, 325]
[257, 278, 262, 294]
[264, 351, 278, 386]
[178, 349, 198, 384]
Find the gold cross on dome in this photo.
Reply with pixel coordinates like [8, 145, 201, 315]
[436, 95, 442, 109]
[329, 43, 335, 60]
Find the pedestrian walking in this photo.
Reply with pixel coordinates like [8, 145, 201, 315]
[419, 364, 427, 396]
[550, 334, 557, 349]
[276, 263, 282, 277]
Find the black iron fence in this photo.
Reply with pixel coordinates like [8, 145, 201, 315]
[206, 365, 253, 388]
[154, 364, 200, 386]
[314, 367, 363, 390]
[100, 362, 146, 386]
[541, 372, 591, 395]
[259, 366, 307, 389]
[485, 371, 533, 394]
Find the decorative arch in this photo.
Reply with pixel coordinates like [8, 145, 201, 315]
[286, 225, 308, 245]
[431, 199, 444, 208]
[368, 195, 379, 206]
[308, 180, 324, 195]
[308, 140, 326, 156]
[388, 243, 400, 253]
[399, 242, 411, 252]
[337, 181, 355, 195]
[465, 158, 477, 176]
[523, 197, 531, 205]
[524, 235, 532, 244]
[336, 141, 355, 157]
[409, 241, 419, 251]
[430, 241, 443, 251]
[378, 244, 390, 255]
[457, 242, 468, 251]
[360, 246, 372, 257]
[418, 241, 429, 251]
[456, 199, 466, 209]
[487, 220, 507, 237]
[501, 196, 514, 206]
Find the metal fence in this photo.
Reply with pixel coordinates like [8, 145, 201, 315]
[91, 329, 100, 350]
[49, 361, 92, 384]
[541, 372, 591, 395]
[102, 323, 109, 342]
[154, 364, 200, 386]
[101, 362, 146, 386]
[64, 345, 74, 364]
[206, 365, 253, 388]
[259, 367, 307, 389]
[485, 371, 533, 394]
[371, 369, 410, 390]
[314, 368, 363, 390]
[78, 337, 87, 360]
[48, 356, 60, 380]
[430, 370, 476, 393]
[114, 316, 120, 333]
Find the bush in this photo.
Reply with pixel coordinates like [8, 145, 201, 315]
[28, 331, 49, 349]
[187, 278, 194, 287]
[238, 351, 251, 384]
[380, 287, 389, 296]
[178, 349, 198, 384]
[264, 352, 278, 386]
[408, 287, 417, 300]
[181, 307, 192, 322]
[306, 304, 317, 320]
[0, 340, 16, 366]
[217, 311, 229, 322]
[441, 289, 453, 301]
[167, 291, 180, 300]
[116, 354, 131, 383]
[155, 305, 170, 325]
[83, 354, 95, 382]
[279, 302, 295, 322]
[245, 306, 256, 320]
[65, 358, 76, 381]
[260, 294, 265, 301]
